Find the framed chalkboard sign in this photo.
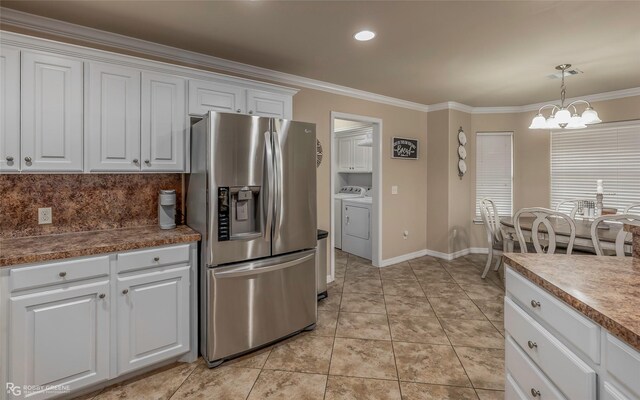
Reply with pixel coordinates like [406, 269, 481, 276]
[391, 137, 419, 159]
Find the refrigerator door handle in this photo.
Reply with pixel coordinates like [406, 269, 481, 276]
[264, 130, 274, 238]
[214, 251, 315, 279]
[272, 129, 283, 240]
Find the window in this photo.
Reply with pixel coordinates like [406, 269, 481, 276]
[476, 132, 513, 218]
[551, 121, 640, 213]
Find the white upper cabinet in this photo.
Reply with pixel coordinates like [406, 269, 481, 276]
[247, 89, 292, 119]
[0, 46, 20, 172]
[188, 79, 244, 116]
[2, 32, 297, 173]
[21, 52, 84, 172]
[336, 132, 372, 173]
[337, 136, 354, 172]
[352, 135, 372, 172]
[141, 72, 187, 172]
[86, 63, 141, 172]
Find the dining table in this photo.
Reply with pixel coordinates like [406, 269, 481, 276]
[500, 215, 632, 254]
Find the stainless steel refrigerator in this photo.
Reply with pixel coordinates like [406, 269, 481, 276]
[186, 111, 317, 367]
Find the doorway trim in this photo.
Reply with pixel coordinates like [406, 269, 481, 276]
[329, 111, 383, 282]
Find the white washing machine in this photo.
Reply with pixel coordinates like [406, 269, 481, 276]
[342, 195, 372, 260]
[334, 186, 366, 249]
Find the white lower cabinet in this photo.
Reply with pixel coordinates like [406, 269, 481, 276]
[9, 281, 110, 400]
[5, 244, 196, 399]
[116, 265, 190, 375]
[505, 265, 640, 400]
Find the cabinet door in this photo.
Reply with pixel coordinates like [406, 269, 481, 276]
[337, 136, 353, 172]
[188, 79, 244, 116]
[352, 134, 372, 172]
[86, 63, 141, 171]
[21, 52, 83, 172]
[117, 265, 190, 375]
[246, 89, 292, 119]
[1, 46, 20, 172]
[141, 72, 187, 172]
[10, 281, 110, 400]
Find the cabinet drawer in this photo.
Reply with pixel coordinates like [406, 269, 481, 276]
[505, 297, 596, 400]
[506, 267, 600, 363]
[117, 244, 189, 273]
[10, 256, 110, 292]
[506, 373, 529, 400]
[506, 336, 567, 400]
[603, 382, 633, 400]
[606, 334, 640, 398]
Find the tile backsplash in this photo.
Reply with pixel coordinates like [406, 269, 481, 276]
[0, 174, 183, 238]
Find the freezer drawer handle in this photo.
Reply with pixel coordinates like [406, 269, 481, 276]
[215, 253, 315, 279]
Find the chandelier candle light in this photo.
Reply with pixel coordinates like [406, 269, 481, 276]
[529, 64, 602, 130]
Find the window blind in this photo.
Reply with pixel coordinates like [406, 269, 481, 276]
[476, 132, 513, 217]
[551, 121, 640, 213]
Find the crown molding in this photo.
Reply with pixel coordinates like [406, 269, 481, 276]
[426, 101, 474, 113]
[2, 7, 639, 115]
[0, 7, 429, 112]
[429, 87, 640, 115]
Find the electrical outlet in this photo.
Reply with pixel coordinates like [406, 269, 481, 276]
[391, 186, 398, 195]
[38, 207, 52, 224]
[403, 230, 409, 239]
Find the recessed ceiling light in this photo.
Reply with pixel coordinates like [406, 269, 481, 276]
[354, 30, 375, 41]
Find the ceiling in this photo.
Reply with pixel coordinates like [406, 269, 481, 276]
[3, 1, 640, 107]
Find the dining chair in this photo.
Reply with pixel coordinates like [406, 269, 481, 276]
[591, 214, 640, 257]
[555, 199, 593, 218]
[623, 203, 640, 215]
[479, 198, 504, 279]
[514, 207, 577, 255]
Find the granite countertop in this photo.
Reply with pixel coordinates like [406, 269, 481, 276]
[503, 253, 640, 351]
[0, 225, 201, 268]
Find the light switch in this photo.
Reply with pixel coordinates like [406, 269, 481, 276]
[391, 186, 398, 195]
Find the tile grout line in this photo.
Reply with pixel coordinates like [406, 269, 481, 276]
[167, 362, 200, 400]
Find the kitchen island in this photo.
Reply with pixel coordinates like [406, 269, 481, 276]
[502, 251, 640, 400]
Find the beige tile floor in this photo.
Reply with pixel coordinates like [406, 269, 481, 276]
[74, 251, 505, 400]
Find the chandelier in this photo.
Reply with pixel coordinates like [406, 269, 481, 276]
[529, 64, 602, 130]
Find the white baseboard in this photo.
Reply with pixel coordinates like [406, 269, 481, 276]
[425, 247, 489, 261]
[469, 247, 489, 254]
[365, 247, 490, 267]
[380, 249, 429, 267]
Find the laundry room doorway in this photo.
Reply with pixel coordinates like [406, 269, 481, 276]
[329, 112, 382, 283]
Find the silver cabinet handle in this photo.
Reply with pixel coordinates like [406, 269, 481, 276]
[133, 158, 139, 164]
[59, 271, 67, 277]
[98, 293, 106, 299]
[144, 160, 150, 164]
[531, 388, 541, 397]
[531, 300, 541, 308]
[6, 156, 13, 162]
[236, 109, 241, 113]
[527, 340, 538, 349]
[153, 256, 160, 262]
[24, 156, 32, 163]
[122, 289, 129, 295]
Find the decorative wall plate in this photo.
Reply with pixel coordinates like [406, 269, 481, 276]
[458, 130, 467, 145]
[458, 159, 467, 175]
[316, 139, 323, 167]
[457, 145, 467, 160]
